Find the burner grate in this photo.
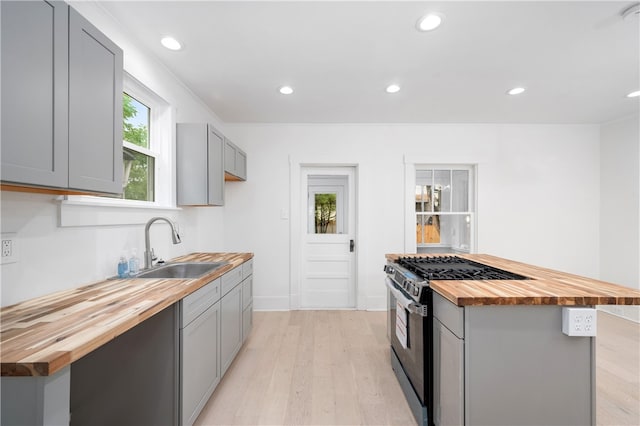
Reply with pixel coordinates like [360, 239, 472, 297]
[398, 256, 529, 281]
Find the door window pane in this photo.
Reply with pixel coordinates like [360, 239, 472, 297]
[314, 193, 337, 234]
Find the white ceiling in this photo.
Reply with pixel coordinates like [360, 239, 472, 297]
[98, 1, 640, 124]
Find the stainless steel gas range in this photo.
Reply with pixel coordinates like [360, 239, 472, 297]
[384, 255, 528, 426]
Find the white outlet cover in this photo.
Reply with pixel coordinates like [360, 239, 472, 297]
[562, 307, 597, 337]
[1, 233, 19, 264]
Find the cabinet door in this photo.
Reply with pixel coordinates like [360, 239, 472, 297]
[207, 125, 225, 205]
[177, 124, 208, 205]
[1, 0, 68, 188]
[224, 139, 236, 176]
[242, 276, 252, 310]
[242, 305, 252, 343]
[68, 8, 123, 194]
[236, 149, 247, 180]
[220, 284, 242, 376]
[434, 318, 464, 426]
[182, 302, 220, 426]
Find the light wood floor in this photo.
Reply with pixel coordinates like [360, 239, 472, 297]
[195, 310, 639, 426]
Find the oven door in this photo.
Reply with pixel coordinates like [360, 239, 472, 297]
[387, 278, 431, 406]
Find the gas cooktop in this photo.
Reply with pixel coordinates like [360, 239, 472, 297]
[397, 255, 529, 281]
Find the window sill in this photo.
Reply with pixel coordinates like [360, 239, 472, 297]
[59, 198, 181, 227]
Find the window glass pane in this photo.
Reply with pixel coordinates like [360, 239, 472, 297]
[423, 185, 432, 212]
[123, 148, 154, 201]
[452, 170, 469, 211]
[415, 185, 423, 212]
[434, 170, 451, 212]
[314, 193, 337, 234]
[123, 93, 150, 149]
[416, 215, 424, 244]
[424, 215, 440, 243]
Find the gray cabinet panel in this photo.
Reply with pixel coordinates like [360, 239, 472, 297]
[221, 266, 242, 297]
[207, 126, 225, 205]
[177, 124, 209, 205]
[242, 304, 252, 343]
[1, 0, 68, 188]
[68, 8, 123, 194]
[236, 150, 247, 180]
[434, 318, 464, 426]
[220, 284, 242, 376]
[176, 123, 225, 206]
[242, 276, 253, 310]
[224, 138, 247, 181]
[182, 278, 220, 327]
[181, 302, 220, 426]
[224, 139, 236, 176]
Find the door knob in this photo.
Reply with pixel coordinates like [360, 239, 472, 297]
[350, 239, 355, 252]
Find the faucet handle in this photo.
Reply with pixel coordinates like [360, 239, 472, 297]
[150, 248, 157, 262]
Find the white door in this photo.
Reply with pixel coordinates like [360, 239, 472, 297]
[300, 167, 356, 308]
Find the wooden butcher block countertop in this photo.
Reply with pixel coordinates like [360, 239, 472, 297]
[0, 252, 253, 377]
[386, 253, 640, 307]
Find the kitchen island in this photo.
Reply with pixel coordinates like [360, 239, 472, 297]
[385, 254, 640, 426]
[0, 252, 253, 426]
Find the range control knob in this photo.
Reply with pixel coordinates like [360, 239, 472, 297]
[383, 265, 395, 274]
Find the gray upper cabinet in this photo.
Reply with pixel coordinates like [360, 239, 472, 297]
[177, 123, 225, 206]
[68, 8, 123, 194]
[224, 139, 247, 181]
[1, 1, 69, 188]
[1, 1, 123, 194]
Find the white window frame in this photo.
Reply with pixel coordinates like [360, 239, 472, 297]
[61, 72, 177, 226]
[404, 161, 477, 253]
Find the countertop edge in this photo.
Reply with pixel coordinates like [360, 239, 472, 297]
[386, 253, 640, 307]
[1, 252, 253, 377]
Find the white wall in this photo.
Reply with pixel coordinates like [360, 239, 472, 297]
[0, 3, 226, 306]
[223, 123, 601, 311]
[599, 115, 640, 322]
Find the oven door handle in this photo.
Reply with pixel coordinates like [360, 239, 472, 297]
[386, 277, 429, 317]
[386, 277, 412, 309]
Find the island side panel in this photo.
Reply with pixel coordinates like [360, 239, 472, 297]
[69, 303, 179, 426]
[464, 304, 594, 426]
[1, 366, 71, 426]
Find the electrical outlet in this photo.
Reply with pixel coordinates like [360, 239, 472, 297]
[562, 307, 597, 337]
[0, 233, 18, 264]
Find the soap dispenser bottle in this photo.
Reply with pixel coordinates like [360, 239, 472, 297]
[117, 255, 129, 278]
[128, 249, 140, 276]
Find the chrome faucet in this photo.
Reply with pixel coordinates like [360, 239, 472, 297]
[144, 217, 181, 269]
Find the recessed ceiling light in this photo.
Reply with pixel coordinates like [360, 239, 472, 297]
[160, 36, 182, 51]
[386, 84, 401, 94]
[627, 90, 640, 98]
[416, 13, 444, 32]
[279, 86, 294, 95]
[507, 87, 526, 95]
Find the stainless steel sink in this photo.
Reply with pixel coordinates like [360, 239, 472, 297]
[134, 261, 227, 279]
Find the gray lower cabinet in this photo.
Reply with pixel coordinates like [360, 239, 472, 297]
[224, 138, 247, 181]
[181, 278, 221, 426]
[1, 259, 254, 426]
[177, 123, 225, 206]
[432, 291, 595, 426]
[1, 1, 123, 194]
[433, 317, 464, 426]
[242, 276, 253, 343]
[220, 284, 243, 376]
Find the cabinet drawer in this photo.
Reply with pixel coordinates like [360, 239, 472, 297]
[242, 259, 253, 279]
[221, 266, 242, 296]
[182, 278, 220, 327]
[433, 292, 464, 339]
[242, 276, 253, 310]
